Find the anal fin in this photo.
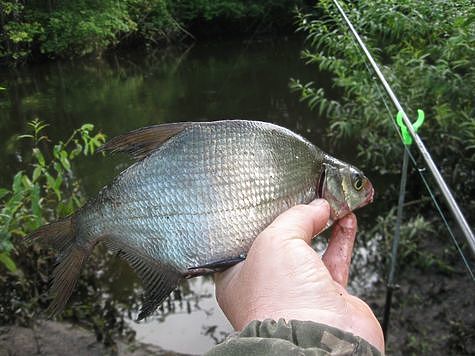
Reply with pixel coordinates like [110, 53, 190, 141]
[110, 244, 182, 320]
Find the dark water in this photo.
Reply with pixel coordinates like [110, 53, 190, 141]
[0, 38, 387, 353]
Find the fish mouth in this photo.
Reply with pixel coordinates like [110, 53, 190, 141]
[365, 179, 375, 204]
[317, 166, 326, 198]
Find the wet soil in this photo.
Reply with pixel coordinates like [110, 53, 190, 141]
[367, 239, 475, 355]
[0, 320, 189, 356]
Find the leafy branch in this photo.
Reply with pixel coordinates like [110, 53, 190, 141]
[0, 119, 106, 271]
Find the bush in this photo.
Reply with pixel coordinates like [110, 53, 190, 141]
[0, 119, 105, 271]
[0, 0, 305, 63]
[0, 120, 137, 345]
[291, 0, 475, 264]
[291, 0, 475, 208]
[40, 2, 135, 57]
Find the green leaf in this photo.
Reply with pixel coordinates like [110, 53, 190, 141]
[80, 123, 94, 131]
[32, 165, 42, 182]
[82, 135, 89, 155]
[12, 172, 24, 193]
[45, 172, 56, 191]
[21, 175, 33, 189]
[53, 144, 62, 160]
[53, 162, 63, 175]
[60, 151, 71, 171]
[0, 188, 10, 200]
[0, 252, 17, 272]
[31, 183, 42, 226]
[33, 148, 46, 166]
[70, 141, 83, 159]
[17, 134, 34, 140]
[54, 174, 63, 191]
[36, 123, 49, 133]
[46, 173, 63, 201]
[72, 196, 82, 208]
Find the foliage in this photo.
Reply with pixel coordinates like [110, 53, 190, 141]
[170, 0, 301, 23]
[127, 0, 180, 45]
[291, 0, 475, 180]
[0, 119, 105, 271]
[0, 0, 304, 63]
[0, 0, 43, 61]
[290, 0, 475, 281]
[40, 1, 136, 57]
[0, 119, 137, 345]
[291, 0, 475, 268]
[364, 207, 457, 271]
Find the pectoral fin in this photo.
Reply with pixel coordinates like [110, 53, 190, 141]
[186, 254, 247, 277]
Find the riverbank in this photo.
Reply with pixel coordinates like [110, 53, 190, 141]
[0, 320, 188, 356]
[2, 255, 473, 356]
[0, 0, 309, 65]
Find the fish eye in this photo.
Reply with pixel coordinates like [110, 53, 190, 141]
[352, 173, 364, 191]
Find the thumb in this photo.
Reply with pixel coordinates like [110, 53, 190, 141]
[260, 199, 330, 245]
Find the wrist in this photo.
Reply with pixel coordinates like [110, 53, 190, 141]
[233, 294, 384, 353]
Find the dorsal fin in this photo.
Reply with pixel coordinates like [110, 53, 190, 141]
[98, 122, 192, 160]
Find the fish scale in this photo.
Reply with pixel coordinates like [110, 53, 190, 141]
[27, 120, 374, 319]
[93, 122, 317, 265]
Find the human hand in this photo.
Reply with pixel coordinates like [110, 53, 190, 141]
[214, 199, 384, 352]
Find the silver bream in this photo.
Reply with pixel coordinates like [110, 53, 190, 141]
[28, 120, 374, 319]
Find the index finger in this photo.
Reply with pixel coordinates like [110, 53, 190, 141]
[322, 213, 357, 287]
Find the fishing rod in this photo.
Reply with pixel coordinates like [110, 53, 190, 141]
[331, 0, 475, 256]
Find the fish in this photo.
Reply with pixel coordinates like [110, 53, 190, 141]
[26, 120, 374, 320]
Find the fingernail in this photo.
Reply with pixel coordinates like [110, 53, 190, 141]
[338, 213, 356, 229]
[309, 199, 327, 207]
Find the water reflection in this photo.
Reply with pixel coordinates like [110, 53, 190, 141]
[128, 278, 231, 354]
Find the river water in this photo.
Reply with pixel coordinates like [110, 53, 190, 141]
[0, 37, 385, 354]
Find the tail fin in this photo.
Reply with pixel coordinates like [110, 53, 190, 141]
[25, 216, 74, 251]
[26, 216, 90, 317]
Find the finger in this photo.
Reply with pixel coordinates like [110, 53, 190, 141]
[322, 213, 357, 287]
[260, 199, 330, 245]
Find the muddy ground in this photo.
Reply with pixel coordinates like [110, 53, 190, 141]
[0, 320, 189, 356]
[367, 239, 475, 355]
